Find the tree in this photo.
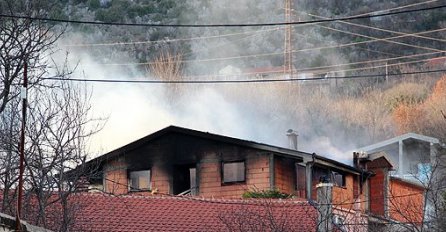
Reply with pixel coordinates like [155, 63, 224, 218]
[147, 50, 185, 106]
[393, 76, 446, 139]
[0, 73, 102, 231]
[0, 1, 103, 231]
[0, 0, 67, 114]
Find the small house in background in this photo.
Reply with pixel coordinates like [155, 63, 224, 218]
[243, 66, 287, 79]
[354, 132, 445, 231]
[354, 151, 425, 231]
[356, 133, 440, 184]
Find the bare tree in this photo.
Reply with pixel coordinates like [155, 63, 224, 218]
[0, 0, 67, 114]
[0, 1, 103, 230]
[147, 50, 185, 106]
[0, 74, 102, 231]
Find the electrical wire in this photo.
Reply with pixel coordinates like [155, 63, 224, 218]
[42, 68, 446, 84]
[319, 55, 444, 75]
[308, 13, 446, 43]
[314, 24, 445, 53]
[75, 27, 446, 67]
[296, 51, 443, 72]
[60, 0, 441, 47]
[343, 0, 439, 19]
[75, 24, 446, 66]
[62, 27, 282, 47]
[1, 5, 445, 28]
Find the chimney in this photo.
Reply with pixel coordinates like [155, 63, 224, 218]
[286, 129, 298, 150]
[317, 180, 333, 232]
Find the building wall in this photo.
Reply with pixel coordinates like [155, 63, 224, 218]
[199, 151, 271, 198]
[103, 143, 273, 198]
[104, 159, 128, 195]
[369, 168, 386, 216]
[274, 156, 295, 194]
[332, 175, 354, 206]
[388, 178, 424, 224]
[151, 164, 170, 194]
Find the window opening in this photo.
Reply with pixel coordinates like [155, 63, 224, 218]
[332, 171, 346, 187]
[222, 161, 245, 183]
[129, 170, 151, 191]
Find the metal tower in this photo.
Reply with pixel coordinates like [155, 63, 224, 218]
[284, 0, 293, 78]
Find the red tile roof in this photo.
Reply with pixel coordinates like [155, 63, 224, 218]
[1, 191, 318, 231]
[69, 193, 317, 232]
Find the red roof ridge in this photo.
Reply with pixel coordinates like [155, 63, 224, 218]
[73, 192, 310, 205]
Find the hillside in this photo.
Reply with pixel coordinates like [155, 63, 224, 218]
[54, 0, 446, 73]
[3, 0, 445, 154]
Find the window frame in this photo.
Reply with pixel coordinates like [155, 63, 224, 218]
[331, 171, 346, 188]
[221, 160, 246, 184]
[128, 169, 151, 191]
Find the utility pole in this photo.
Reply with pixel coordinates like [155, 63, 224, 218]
[284, 0, 293, 79]
[16, 61, 28, 231]
[317, 182, 334, 232]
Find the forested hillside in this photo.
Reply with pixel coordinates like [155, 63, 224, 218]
[3, 0, 445, 155]
[54, 0, 446, 72]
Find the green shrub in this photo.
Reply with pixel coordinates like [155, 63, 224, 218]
[242, 189, 293, 199]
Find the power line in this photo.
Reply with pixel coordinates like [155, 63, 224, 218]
[63, 27, 282, 47]
[43, 68, 446, 84]
[1, 5, 445, 28]
[78, 54, 443, 79]
[61, 0, 443, 47]
[315, 24, 445, 53]
[349, 0, 439, 18]
[309, 13, 446, 43]
[322, 55, 443, 75]
[74, 26, 446, 67]
[297, 52, 443, 72]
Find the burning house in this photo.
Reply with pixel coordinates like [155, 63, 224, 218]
[79, 126, 363, 202]
[67, 126, 429, 231]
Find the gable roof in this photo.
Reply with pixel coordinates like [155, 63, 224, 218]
[366, 151, 396, 169]
[84, 125, 362, 175]
[69, 193, 317, 232]
[357, 133, 440, 153]
[86, 125, 305, 165]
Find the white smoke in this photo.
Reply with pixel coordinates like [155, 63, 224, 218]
[54, 0, 360, 163]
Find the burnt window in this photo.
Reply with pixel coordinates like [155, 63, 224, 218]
[222, 161, 245, 183]
[129, 170, 151, 191]
[332, 171, 345, 187]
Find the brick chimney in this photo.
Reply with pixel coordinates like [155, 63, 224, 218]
[286, 129, 298, 150]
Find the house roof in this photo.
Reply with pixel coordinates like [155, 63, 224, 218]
[356, 133, 440, 153]
[0, 212, 52, 232]
[68, 193, 317, 232]
[365, 151, 396, 169]
[389, 176, 425, 190]
[244, 66, 286, 75]
[84, 125, 362, 175]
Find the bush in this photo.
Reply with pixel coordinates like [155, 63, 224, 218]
[242, 189, 293, 199]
